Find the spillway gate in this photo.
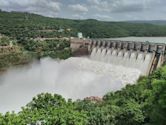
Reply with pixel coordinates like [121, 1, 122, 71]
[70, 38, 166, 75]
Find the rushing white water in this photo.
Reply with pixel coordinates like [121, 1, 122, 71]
[0, 57, 141, 113]
[90, 47, 153, 75]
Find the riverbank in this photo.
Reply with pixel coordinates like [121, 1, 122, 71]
[0, 38, 72, 71]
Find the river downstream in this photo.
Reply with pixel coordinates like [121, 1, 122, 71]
[0, 57, 141, 113]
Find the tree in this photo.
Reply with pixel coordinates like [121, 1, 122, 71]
[116, 99, 145, 125]
[148, 80, 166, 125]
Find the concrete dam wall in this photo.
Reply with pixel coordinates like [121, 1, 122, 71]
[90, 47, 153, 75]
[70, 38, 166, 75]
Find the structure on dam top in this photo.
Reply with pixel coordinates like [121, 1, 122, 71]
[70, 38, 166, 75]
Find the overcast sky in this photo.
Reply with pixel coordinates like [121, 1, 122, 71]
[0, 0, 166, 21]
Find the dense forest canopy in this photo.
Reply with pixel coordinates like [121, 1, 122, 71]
[1, 11, 166, 39]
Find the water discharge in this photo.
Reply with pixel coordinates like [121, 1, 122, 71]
[90, 47, 153, 75]
[0, 57, 141, 113]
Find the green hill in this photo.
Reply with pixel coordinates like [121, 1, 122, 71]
[1, 11, 166, 40]
[127, 20, 166, 25]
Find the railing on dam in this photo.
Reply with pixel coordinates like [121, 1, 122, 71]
[70, 38, 166, 75]
[89, 40, 166, 75]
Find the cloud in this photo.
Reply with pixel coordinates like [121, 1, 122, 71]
[112, 3, 145, 13]
[72, 14, 85, 19]
[94, 14, 112, 21]
[88, 0, 146, 13]
[68, 4, 88, 13]
[0, 0, 61, 17]
[88, 0, 110, 12]
[0, 0, 166, 21]
[87, 0, 100, 5]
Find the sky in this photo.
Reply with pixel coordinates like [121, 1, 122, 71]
[0, 0, 166, 21]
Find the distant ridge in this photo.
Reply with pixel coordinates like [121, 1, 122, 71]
[126, 20, 166, 25]
[0, 10, 166, 38]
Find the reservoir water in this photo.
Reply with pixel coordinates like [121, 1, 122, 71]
[106, 37, 166, 43]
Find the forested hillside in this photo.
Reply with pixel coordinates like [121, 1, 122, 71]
[0, 35, 71, 71]
[1, 11, 166, 39]
[127, 20, 166, 25]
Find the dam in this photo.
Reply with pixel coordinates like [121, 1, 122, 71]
[70, 38, 166, 75]
[1, 37, 165, 113]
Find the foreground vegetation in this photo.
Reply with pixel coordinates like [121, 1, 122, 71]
[0, 65, 165, 125]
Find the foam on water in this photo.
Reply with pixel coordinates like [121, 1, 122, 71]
[0, 57, 141, 113]
[90, 47, 153, 75]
